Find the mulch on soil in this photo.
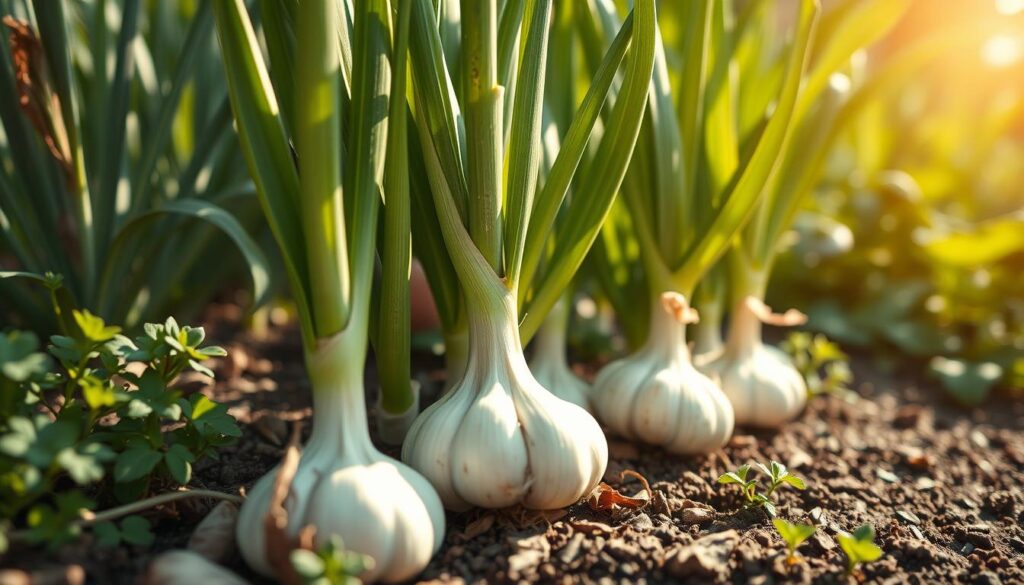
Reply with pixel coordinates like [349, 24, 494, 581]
[3, 305, 1022, 584]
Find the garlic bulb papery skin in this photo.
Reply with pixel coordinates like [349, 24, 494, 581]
[528, 298, 591, 410]
[703, 296, 807, 428]
[236, 332, 444, 583]
[591, 292, 734, 455]
[402, 290, 607, 511]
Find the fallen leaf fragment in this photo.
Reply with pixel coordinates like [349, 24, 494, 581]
[586, 470, 652, 512]
[263, 422, 308, 585]
[460, 514, 495, 540]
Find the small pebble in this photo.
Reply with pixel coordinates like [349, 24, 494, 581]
[896, 510, 921, 525]
[877, 468, 899, 483]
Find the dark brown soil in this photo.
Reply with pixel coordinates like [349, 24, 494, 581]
[2, 304, 1022, 584]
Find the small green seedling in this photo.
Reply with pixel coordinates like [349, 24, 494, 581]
[717, 461, 807, 517]
[837, 524, 883, 575]
[291, 536, 375, 585]
[772, 518, 815, 565]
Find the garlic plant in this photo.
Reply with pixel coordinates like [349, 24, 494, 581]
[708, 0, 913, 427]
[213, 0, 443, 581]
[593, 292, 734, 454]
[528, 298, 591, 410]
[402, 0, 656, 510]
[587, 0, 819, 454]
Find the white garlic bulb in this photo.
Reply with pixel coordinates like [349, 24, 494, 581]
[237, 334, 444, 583]
[528, 298, 591, 410]
[591, 292, 734, 455]
[402, 292, 607, 511]
[703, 296, 807, 428]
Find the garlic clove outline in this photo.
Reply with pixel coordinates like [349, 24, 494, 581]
[403, 291, 607, 511]
[591, 292, 735, 455]
[703, 296, 808, 428]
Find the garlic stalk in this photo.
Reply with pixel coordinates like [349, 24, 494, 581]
[403, 289, 607, 511]
[528, 297, 591, 410]
[214, 0, 445, 580]
[703, 259, 807, 428]
[237, 329, 444, 582]
[401, 0, 656, 511]
[591, 292, 734, 454]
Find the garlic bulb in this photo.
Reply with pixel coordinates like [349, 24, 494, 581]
[402, 291, 607, 511]
[703, 296, 807, 428]
[237, 334, 444, 583]
[528, 298, 591, 410]
[591, 292, 734, 455]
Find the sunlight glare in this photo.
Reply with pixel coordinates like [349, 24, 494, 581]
[982, 35, 1023, 67]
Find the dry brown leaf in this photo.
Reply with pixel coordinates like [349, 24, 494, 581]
[3, 17, 74, 188]
[745, 297, 807, 327]
[460, 514, 495, 540]
[263, 422, 305, 585]
[586, 470, 652, 512]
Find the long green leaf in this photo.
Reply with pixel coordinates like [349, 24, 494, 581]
[519, 0, 656, 343]
[97, 199, 270, 319]
[212, 0, 313, 350]
[502, 0, 552, 290]
[674, 0, 819, 293]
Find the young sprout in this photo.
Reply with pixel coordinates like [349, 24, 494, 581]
[837, 524, 883, 575]
[717, 461, 806, 517]
[757, 461, 807, 499]
[772, 518, 815, 565]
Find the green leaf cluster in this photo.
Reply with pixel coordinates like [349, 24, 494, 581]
[717, 460, 806, 517]
[291, 536, 375, 585]
[0, 307, 238, 550]
[0, 2, 270, 334]
[781, 331, 855, 401]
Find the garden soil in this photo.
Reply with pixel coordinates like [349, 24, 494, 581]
[3, 304, 1022, 584]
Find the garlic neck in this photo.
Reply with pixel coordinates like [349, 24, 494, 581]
[725, 260, 768, 358]
[306, 328, 373, 459]
[443, 328, 470, 386]
[642, 293, 691, 363]
[533, 298, 571, 369]
[464, 288, 530, 379]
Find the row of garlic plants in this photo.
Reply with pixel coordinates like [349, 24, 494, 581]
[212, 0, 908, 581]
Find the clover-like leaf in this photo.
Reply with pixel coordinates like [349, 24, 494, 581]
[114, 446, 163, 483]
[73, 310, 121, 343]
[780, 474, 807, 490]
[120, 515, 155, 547]
[0, 331, 52, 382]
[838, 523, 883, 573]
[164, 443, 195, 485]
